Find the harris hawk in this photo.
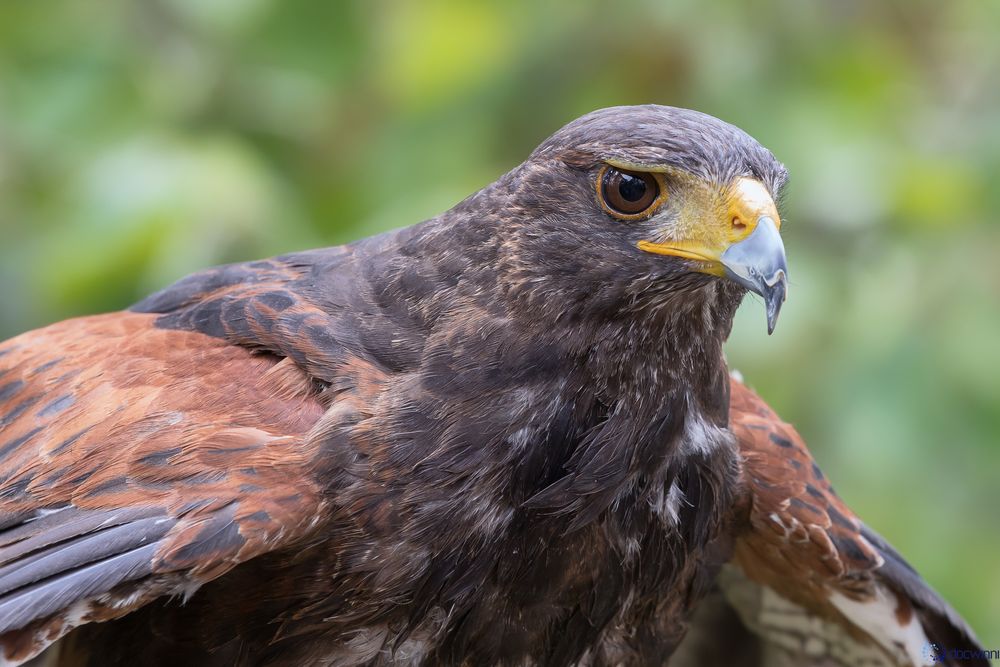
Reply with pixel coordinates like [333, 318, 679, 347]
[0, 105, 986, 666]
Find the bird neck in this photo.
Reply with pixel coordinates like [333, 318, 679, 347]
[389, 207, 743, 422]
[519, 276, 742, 419]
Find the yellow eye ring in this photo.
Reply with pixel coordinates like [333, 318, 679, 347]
[596, 165, 668, 220]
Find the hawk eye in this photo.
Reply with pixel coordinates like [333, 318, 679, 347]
[598, 167, 662, 219]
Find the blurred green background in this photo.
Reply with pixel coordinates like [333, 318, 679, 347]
[1, 0, 997, 648]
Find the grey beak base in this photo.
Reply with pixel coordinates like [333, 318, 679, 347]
[720, 216, 789, 335]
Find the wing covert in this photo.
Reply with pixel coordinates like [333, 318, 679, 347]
[0, 312, 329, 664]
[674, 378, 987, 667]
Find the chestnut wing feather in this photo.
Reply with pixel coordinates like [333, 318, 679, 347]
[689, 379, 986, 667]
[0, 312, 327, 663]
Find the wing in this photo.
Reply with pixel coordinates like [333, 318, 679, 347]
[673, 378, 987, 667]
[0, 310, 330, 664]
[0, 233, 503, 665]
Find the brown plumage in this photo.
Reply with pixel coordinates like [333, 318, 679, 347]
[670, 381, 986, 667]
[0, 105, 985, 666]
[0, 313, 327, 662]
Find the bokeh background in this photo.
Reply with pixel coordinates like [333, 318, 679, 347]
[1, 0, 998, 648]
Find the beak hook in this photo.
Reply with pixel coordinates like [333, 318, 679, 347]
[720, 216, 788, 335]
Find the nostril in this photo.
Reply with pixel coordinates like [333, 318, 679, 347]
[732, 216, 747, 231]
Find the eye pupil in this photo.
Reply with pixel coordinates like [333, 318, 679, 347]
[618, 173, 647, 202]
[599, 167, 661, 218]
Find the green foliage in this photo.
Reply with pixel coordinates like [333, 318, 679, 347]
[1, 0, 997, 645]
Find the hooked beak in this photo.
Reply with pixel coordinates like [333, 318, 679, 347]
[636, 177, 789, 334]
[719, 216, 787, 334]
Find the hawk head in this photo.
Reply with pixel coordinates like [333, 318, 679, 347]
[469, 104, 789, 335]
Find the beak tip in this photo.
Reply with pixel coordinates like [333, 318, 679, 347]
[763, 274, 787, 335]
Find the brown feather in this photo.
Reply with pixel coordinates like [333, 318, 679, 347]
[682, 379, 987, 667]
[0, 313, 328, 661]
